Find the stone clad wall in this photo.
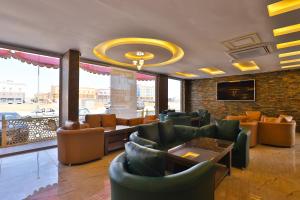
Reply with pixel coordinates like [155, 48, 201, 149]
[190, 69, 300, 131]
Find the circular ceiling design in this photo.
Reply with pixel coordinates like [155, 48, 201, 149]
[93, 37, 184, 68]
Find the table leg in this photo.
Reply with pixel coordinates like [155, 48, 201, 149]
[224, 151, 232, 175]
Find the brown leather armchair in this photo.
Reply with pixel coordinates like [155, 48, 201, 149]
[225, 115, 258, 147]
[258, 120, 296, 147]
[57, 121, 105, 165]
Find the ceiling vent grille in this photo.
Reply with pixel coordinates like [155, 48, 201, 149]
[226, 42, 275, 60]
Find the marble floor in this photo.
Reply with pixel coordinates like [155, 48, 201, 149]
[0, 135, 300, 200]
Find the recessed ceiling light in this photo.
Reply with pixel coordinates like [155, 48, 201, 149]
[268, 0, 300, 17]
[175, 72, 198, 78]
[273, 24, 300, 37]
[232, 61, 260, 71]
[280, 58, 300, 65]
[281, 64, 300, 69]
[199, 67, 225, 75]
[278, 50, 300, 58]
[277, 40, 300, 49]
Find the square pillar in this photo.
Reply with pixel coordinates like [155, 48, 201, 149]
[59, 49, 80, 126]
[155, 74, 168, 115]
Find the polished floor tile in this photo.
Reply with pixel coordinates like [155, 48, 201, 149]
[0, 135, 300, 200]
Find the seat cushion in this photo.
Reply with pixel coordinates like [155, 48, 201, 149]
[85, 114, 101, 128]
[158, 120, 176, 145]
[216, 120, 240, 141]
[125, 142, 166, 177]
[137, 122, 160, 143]
[101, 114, 117, 127]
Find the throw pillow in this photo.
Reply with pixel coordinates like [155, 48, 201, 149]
[137, 122, 160, 143]
[158, 120, 176, 145]
[245, 111, 261, 121]
[125, 142, 166, 177]
[279, 115, 293, 123]
[216, 120, 240, 141]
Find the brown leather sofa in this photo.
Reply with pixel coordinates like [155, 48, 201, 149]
[57, 121, 105, 165]
[85, 114, 158, 127]
[258, 116, 296, 147]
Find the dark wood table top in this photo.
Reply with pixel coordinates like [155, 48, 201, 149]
[168, 137, 234, 164]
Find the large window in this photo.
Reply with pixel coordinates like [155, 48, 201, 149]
[168, 78, 182, 111]
[0, 48, 60, 147]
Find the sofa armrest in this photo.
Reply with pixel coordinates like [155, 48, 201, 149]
[233, 128, 250, 168]
[129, 132, 158, 149]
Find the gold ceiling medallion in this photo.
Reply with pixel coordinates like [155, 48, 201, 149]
[93, 38, 184, 70]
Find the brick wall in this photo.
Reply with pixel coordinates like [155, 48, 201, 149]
[190, 69, 300, 131]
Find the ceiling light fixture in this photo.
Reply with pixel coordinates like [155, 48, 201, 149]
[125, 51, 154, 70]
[273, 24, 300, 36]
[281, 64, 300, 69]
[278, 50, 300, 58]
[267, 0, 300, 17]
[280, 58, 300, 65]
[232, 61, 260, 71]
[199, 67, 225, 75]
[93, 38, 184, 70]
[175, 72, 198, 78]
[276, 40, 300, 49]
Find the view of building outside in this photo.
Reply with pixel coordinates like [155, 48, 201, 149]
[0, 55, 157, 121]
[0, 57, 59, 118]
[168, 78, 182, 111]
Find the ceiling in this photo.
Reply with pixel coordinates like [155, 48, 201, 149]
[0, 0, 299, 79]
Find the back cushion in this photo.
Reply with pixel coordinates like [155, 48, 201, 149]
[216, 120, 240, 141]
[101, 114, 117, 127]
[245, 111, 261, 121]
[158, 120, 176, 145]
[125, 142, 165, 177]
[137, 122, 160, 143]
[128, 118, 144, 126]
[85, 114, 101, 128]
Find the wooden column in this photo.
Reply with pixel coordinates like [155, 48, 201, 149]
[155, 74, 168, 115]
[59, 49, 80, 126]
[182, 80, 191, 112]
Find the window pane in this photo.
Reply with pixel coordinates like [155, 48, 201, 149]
[168, 79, 181, 111]
[137, 74, 156, 117]
[79, 64, 110, 120]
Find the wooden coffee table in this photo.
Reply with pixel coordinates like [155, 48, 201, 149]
[167, 137, 234, 188]
[103, 125, 137, 155]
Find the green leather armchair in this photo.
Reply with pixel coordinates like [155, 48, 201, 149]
[109, 152, 215, 200]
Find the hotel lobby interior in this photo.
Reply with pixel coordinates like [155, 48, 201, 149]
[0, 0, 300, 200]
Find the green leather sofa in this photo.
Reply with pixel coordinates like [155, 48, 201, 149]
[130, 120, 250, 168]
[109, 152, 215, 200]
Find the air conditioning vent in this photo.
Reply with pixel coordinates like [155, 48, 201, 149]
[226, 43, 275, 60]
